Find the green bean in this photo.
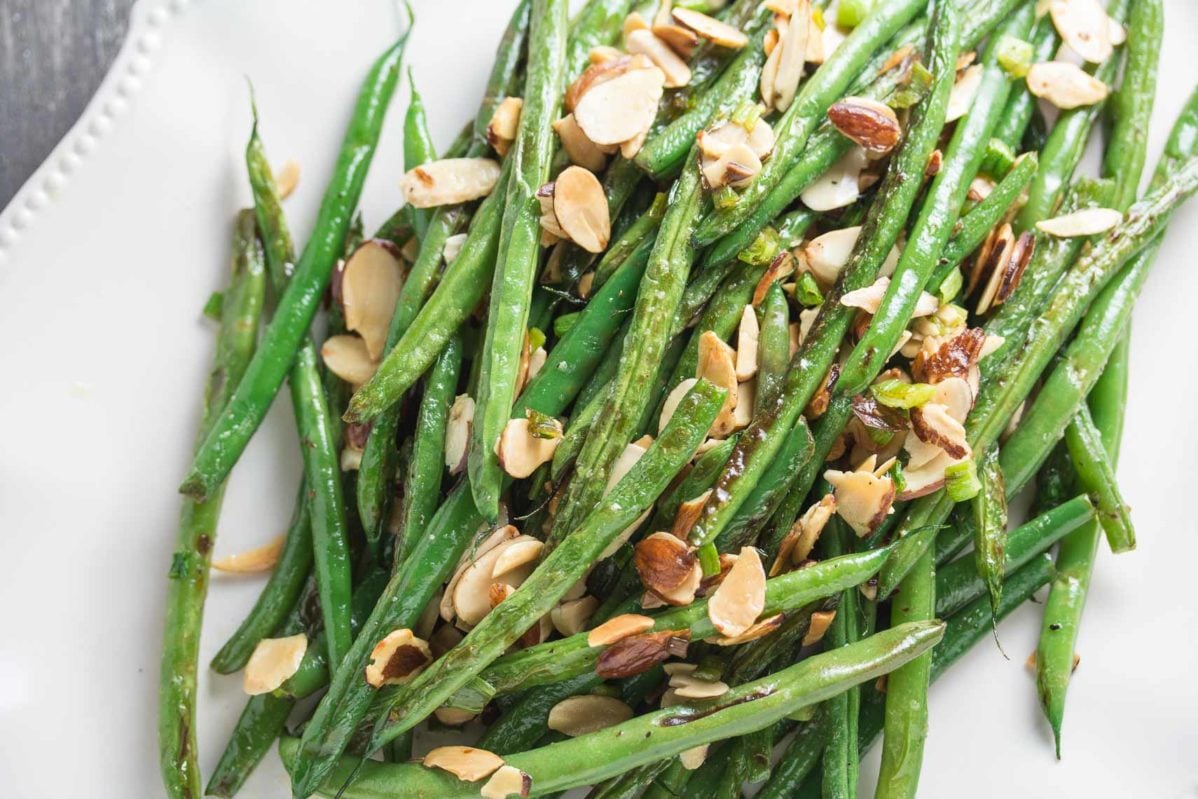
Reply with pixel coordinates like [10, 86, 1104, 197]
[971, 443, 1007, 615]
[669, 262, 766, 394]
[991, 15, 1059, 150]
[367, 380, 724, 751]
[755, 711, 828, 799]
[821, 522, 860, 799]
[469, 0, 570, 520]
[480, 545, 893, 696]
[1061, 406, 1134, 552]
[206, 693, 294, 798]
[159, 211, 266, 799]
[280, 621, 945, 798]
[651, 436, 739, 531]
[587, 760, 674, 799]
[592, 193, 664, 289]
[714, 419, 813, 552]
[756, 280, 790, 414]
[402, 72, 437, 240]
[395, 336, 462, 566]
[687, 0, 960, 550]
[478, 673, 603, 756]
[693, 0, 926, 245]
[180, 37, 407, 500]
[565, 0, 638, 76]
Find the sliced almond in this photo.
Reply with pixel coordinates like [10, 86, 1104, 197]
[729, 380, 755, 433]
[1026, 61, 1108, 109]
[620, 126, 651, 160]
[670, 672, 731, 699]
[213, 534, 285, 574]
[910, 402, 971, 460]
[364, 629, 432, 688]
[492, 539, 544, 581]
[930, 376, 974, 423]
[701, 141, 763, 190]
[595, 629, 690, 678]
[481, 765, 533, 799]
[553, 166, 611, 253]
[707, 546, 766, 637]
[627, 28, 692, 88]
[697, 331, 739, 430]
[697, 117, 776, 162]
[565, 54, 646, 112]
[653, 22, 699, 58]
[587, 613, 656, 647]
[659, 378, 698, 432]
[453, 533, 540, 627]
[441, 525, 520, 621]
[599, 440, 653, 559]
[443, 232, 468, 265]
[274, 160, 300, 199]
[680, 744, 710, 770]
[735, 305, 760, 380]
[707, 612, 785, 645]
[401, 158, 502, 208]
[827, 96, 902, 154]
[422, 746, 505, 783]
[801, 146, 868, 211]
[554, 114, 609, 173]
[802, 609, 837, 646]
[1049, 0, 1113, 63]
[804, 225, 861, 286]
[840, 277, 891, 315]
[623, 10, 650, 39]
[752, 251, 796, 306]
[898, 449, 958, 499]
[444, 394, 475, 474]
[434, 707, 477, 726]
[635, 532, 701, 605]
[487, 97, 524, 157]
[574, 66, 666, 146]
[320, 334, 376, 386]
[589, 45, 624, 64]
[672, 7, 749, 48]
[342, 239, 404, 360]
[1036, 207, 1122, 237]
[498, 417, 563, 479]
[824, 461, 895, 536]
[547, 694, 635, 736]
[946, 65, 983, 123]
[770, 493, 836, 576]
[243, 634, 307, 695]
[672, 489, 713, 540]
[550, 596, 600, 637]
[763, 5, 809, 112]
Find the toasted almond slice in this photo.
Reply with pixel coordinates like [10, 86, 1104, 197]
[590, 45, 624, 64]
[680, 744, 709, 770]
[627, 28, 692, 88]
[1036, 207, 1122, 237]
[527, 346, 548, 382]
[804, 225, 862, 285]
[769, 493, 837, 576]
[443, 232, 468, 264]
[274, 160, 300, 199]
[707, 546, 766, 637]
[623, 10, 650, 39]
[213, 534, 285, 573]
[801, 146, 868, 211]
[701, 141, 763, 190]
[364, 629, 432, 688]
[931, 376, 974, 423]
[587, 613, 656, 647]
[824, 463, 895, 536]
[596, 629, 689, 678]
[434, 707, 477, 726]
[802, 610, 837, 646]
[550, 596, 600, 637]
[671, 673, 731, 699]
[727, 379, 755, 434]
[771, 4, 810, 112]
[342, 239, 404, 360]
[735, 306, 760, 381]
[481, 765, 533, 799]
[697, 331, 739, 422]
[599, 440, 653, 559]
[492, 539, 544, 581]
[574, 67, 666, 146]
[553, 166, 611, 253]
[548, 694, 635, 737]
[1049, 0, 1113, 63]
[554, 114, 609, 173]
[672, 489, 713, 540]
[698, 117, 776, 161]
[635, 532, 701, 604]
[243, 634, 307, 695]
[659, 378, 698, 432]
[840, 277, 891, 314]
[672, 7, 749, 48]
[320, 334, 376, 386]
[1026, 61, 1108, 109]
[444, 394, 475, 474]
[487, 97, 524, 157]
[620, 125, 651, 160]
[898, 449, 959, 499]
[708, 612, 786, 645]
[423, 746, 506, 782]
[945, 64, 983, 123]
[564, 54, 647, 111]
[453, 533, 540, 626]
[760, 32, 783, 109]
[653, 22, 700, 58]
[498, 417, 563, 479]
[827, 96, 902, 154]
[401, 158, 502, 208]
[911, 403, 971, 460]
[752, 251, 796, 305]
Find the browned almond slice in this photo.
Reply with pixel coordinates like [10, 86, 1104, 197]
[564, 54, 641, 111]
[792, 493, 837, 563]
[587, 613, 656, 647]
[696, 331, 739, 424]
[672, 489, 713, 540]
[801, 146, 868, 211]
[1036, 207, 1121, 237]
[401, 158, 502, 208]
[826, 96, 901, 154]
[771, 4, 810, 111]
[672, 7, 749, 48]
[243, 634, 307, 695]
[491, 538, 544, 581]
[752, 251, 796, 306]
[946, 65, 983, 123]
[553, 166, 611, 253]
[274, 160, 300, 199]
[702, 140, 763, 190]
[599, 440, 653, 558]
[434, 707, 477, 726]
[1049, 0, 1113, 63]
[659, 378, 698, 432]
[550, 596, 600, 637]
[839, 277, 891, 314]
[729, 380, 755, 432]
[342, 239, 404, 360]
[547, 695, 635, 736]
[707, 546, 766, 637]
[897, 449, 959, 500]
[589, 45, 624, 64]
[213, 534, 285, 573]
[802, 610, 837, 646]
[626, 28, 692, 88]
[1026, 61, 1108, 109]
[497, 417, 562, 479]
[623, 10, 649, 38]
[620, 125, 651, 160]
[707, 613, 785, 645]
[452, 533, 539, 626]
[364, 628, 432, 688]
[320, 334, 376, 386]
[422, 746, 505, 782]
[669, 672, 730, 699]
[595, 629, 689, 678]
[930, 376, 974, 423]
[574, 67, 665, 145]
[635, 532, 701, 605]
[481, 765, 533, 799]
[653, 22, 699, 58]
[680, 744, 709, 770]
[444, 394, 475, 475]
[910, 402, 971, 460]
[487, 97, 524, 157]
[824, 464, 895, 537]
[993, 231, 1035, 307]
[554, 114, 608, 173]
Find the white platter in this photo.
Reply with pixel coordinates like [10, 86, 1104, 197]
[0, 1, 1196, 796]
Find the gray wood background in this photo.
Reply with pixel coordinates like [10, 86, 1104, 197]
[1, 0, 135, 206]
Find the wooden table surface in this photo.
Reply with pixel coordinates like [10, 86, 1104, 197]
[0, 0, 135, 206]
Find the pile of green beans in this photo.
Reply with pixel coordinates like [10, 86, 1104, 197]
[159, 2, 1197, 798]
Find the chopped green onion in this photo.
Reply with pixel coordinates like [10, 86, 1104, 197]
[944, 459, 982, 502]
[202, 291, 224, 321]
[698, 542, 722, 577]
[738, 226, 780, 266]
[713, 185, 739, 211]
[443, 676, 496, 713]
[795, 271, 824, 307]
[553, 312, 580, 338]
[527, 409, 562, 440]
[889, 461, 907, 494]
[169, 552, 189, 579]
[675, 0, 714, 10]
[867, 426, 895, 446]
[891, 62, 933, 109]
[731, 100, 763, 132]
[938, 268, 963, 305]
[980, 138, 1017, 178]
[997, 35, 1034, 78]
[527, 326, 547, 352]
[837, 0, 875, 29]
[870, 378, 937, 409]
